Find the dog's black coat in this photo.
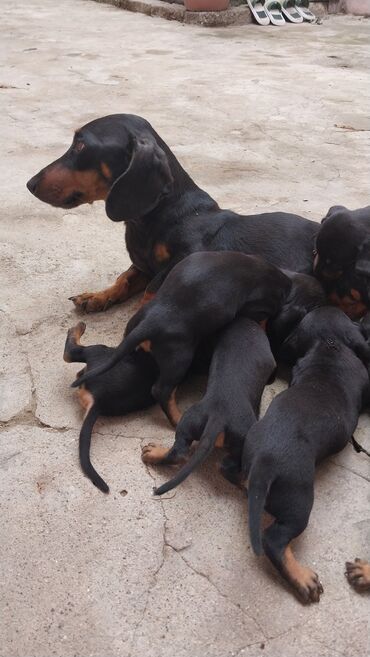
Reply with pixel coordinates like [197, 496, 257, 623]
[72, 252, 291, 424]
[64, 322, 158, 492]
[27, 114, 318, 297]
[267, 271, 326, 357]
[243, 307, 370, 603]
[152, 317, 276, 495]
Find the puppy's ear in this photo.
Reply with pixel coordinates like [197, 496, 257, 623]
[105, 137, 173, 222]
[355, 238, 370, 277]
[321, 205, 348, 224]
[360, 312, 370, 340]
[279, 328, 301, 365]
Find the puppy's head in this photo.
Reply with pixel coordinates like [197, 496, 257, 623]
[313, 205, 370, 315]
[267, 272, 326, 352]
[26, 114, 174, 220]
[281, 306, 370, 365]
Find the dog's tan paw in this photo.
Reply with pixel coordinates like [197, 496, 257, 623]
[345, 559, 370, 591]
[141, 443, 170, 464]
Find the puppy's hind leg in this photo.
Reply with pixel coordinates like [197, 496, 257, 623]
[262, 491, 323, 603]
[63, 322, 87, 363]
[151, 344, 194, 427]
[142, 409, 203, 465]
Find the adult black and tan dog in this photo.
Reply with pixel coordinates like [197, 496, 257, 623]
[243, 307, 370, 603]
[26, 114, 320, 309]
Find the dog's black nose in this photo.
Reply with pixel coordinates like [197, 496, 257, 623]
[26, 175, 39, 195]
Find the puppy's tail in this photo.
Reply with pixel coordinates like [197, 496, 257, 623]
[71, 324, 148, 388]
[155, 419, 222, 496]
[247, 458, 273, 556]
[79, 405, 109, 493]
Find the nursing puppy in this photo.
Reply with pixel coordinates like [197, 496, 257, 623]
[73, 252, 291, 426]
[141, 317, 276, 494]
[243, 307, 370, 603]
[64, 322, 158, 492]
[314, 205, 370, 319]
[267, 271, 326, 357]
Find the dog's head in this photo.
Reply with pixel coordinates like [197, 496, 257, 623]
[268, 272, 326, 352]
[26, 114, 174, 221]
[281, 306, 370, 365]
[313, 205, 370, 316]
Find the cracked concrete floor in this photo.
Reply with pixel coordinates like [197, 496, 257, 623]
[1, 1, 370, 656]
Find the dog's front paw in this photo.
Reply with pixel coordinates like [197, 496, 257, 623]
[69, 291, 116, 313]
[141, 443, 170, 465]
[345, 559, 370, 591]
[294, 568, 324, 604]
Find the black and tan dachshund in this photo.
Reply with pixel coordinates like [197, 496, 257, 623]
[26, 114, 319, 311]
[64, 322, 158, 492]
[141, 317, 276, 493]
[72, 252, 291, 425]
[313, 204, 370, 319]
[243, 307, 370, 604]
[26, 115, 370, 318]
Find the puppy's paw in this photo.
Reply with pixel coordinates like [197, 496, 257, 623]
[345, 559, 370, 591]
[69, 291, 116, 313]
[141, 443, 170, 465]
[295, 568, 324, 604]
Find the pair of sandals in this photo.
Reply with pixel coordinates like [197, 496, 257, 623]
[247, 0, 315, 25]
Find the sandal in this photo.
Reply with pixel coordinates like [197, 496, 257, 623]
[296, 0, 316, 21]
[281, 0, 303, 21]
[264, 0, 286, 24]
[247, 0, 270, 25]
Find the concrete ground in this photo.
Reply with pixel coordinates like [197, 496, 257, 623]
[1, 2, 369, 656]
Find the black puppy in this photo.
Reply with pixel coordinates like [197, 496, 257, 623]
[72, 252, 291, 426]
[64, 322, 158, 493]
[26, 114, 317, 313]
[243, 307, 370, 603]
[267, 271, 326, 357]
[314, 204, 370, 319]
[141, 317, 276, 494]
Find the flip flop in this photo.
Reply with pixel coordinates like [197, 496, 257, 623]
[264, 0, 286, 24]
[281, 0, 303, 21]
[247, 0, 270, 25]
[296, 0, 316, 21]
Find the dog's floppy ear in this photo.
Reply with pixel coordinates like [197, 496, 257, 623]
[320, 205, 348, 224]
[355, 238, 370, 277]
[346, 323, 370, 364]
[105, 137, 173, 222]
[279, 326, 302, 365]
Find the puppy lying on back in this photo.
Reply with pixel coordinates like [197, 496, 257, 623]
[243, 307, 370, 603]
[141, 317, 276, 494]
[64, 322, 158, 492]
[73, 252, 291, 426]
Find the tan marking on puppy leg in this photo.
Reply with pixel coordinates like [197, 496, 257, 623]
[345, 559, 370, 591]
[63, 322, 86, 361]
[139, 340, 152, 353]
[215, 431, 225, 448]
[167, 389, 182, 427]
[77, 386, 94, 412]
[141, 443, 170, 464]
[282, 544, 323, 603]
[350, 288, 362, 301]
[154, 243, 171, 263]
